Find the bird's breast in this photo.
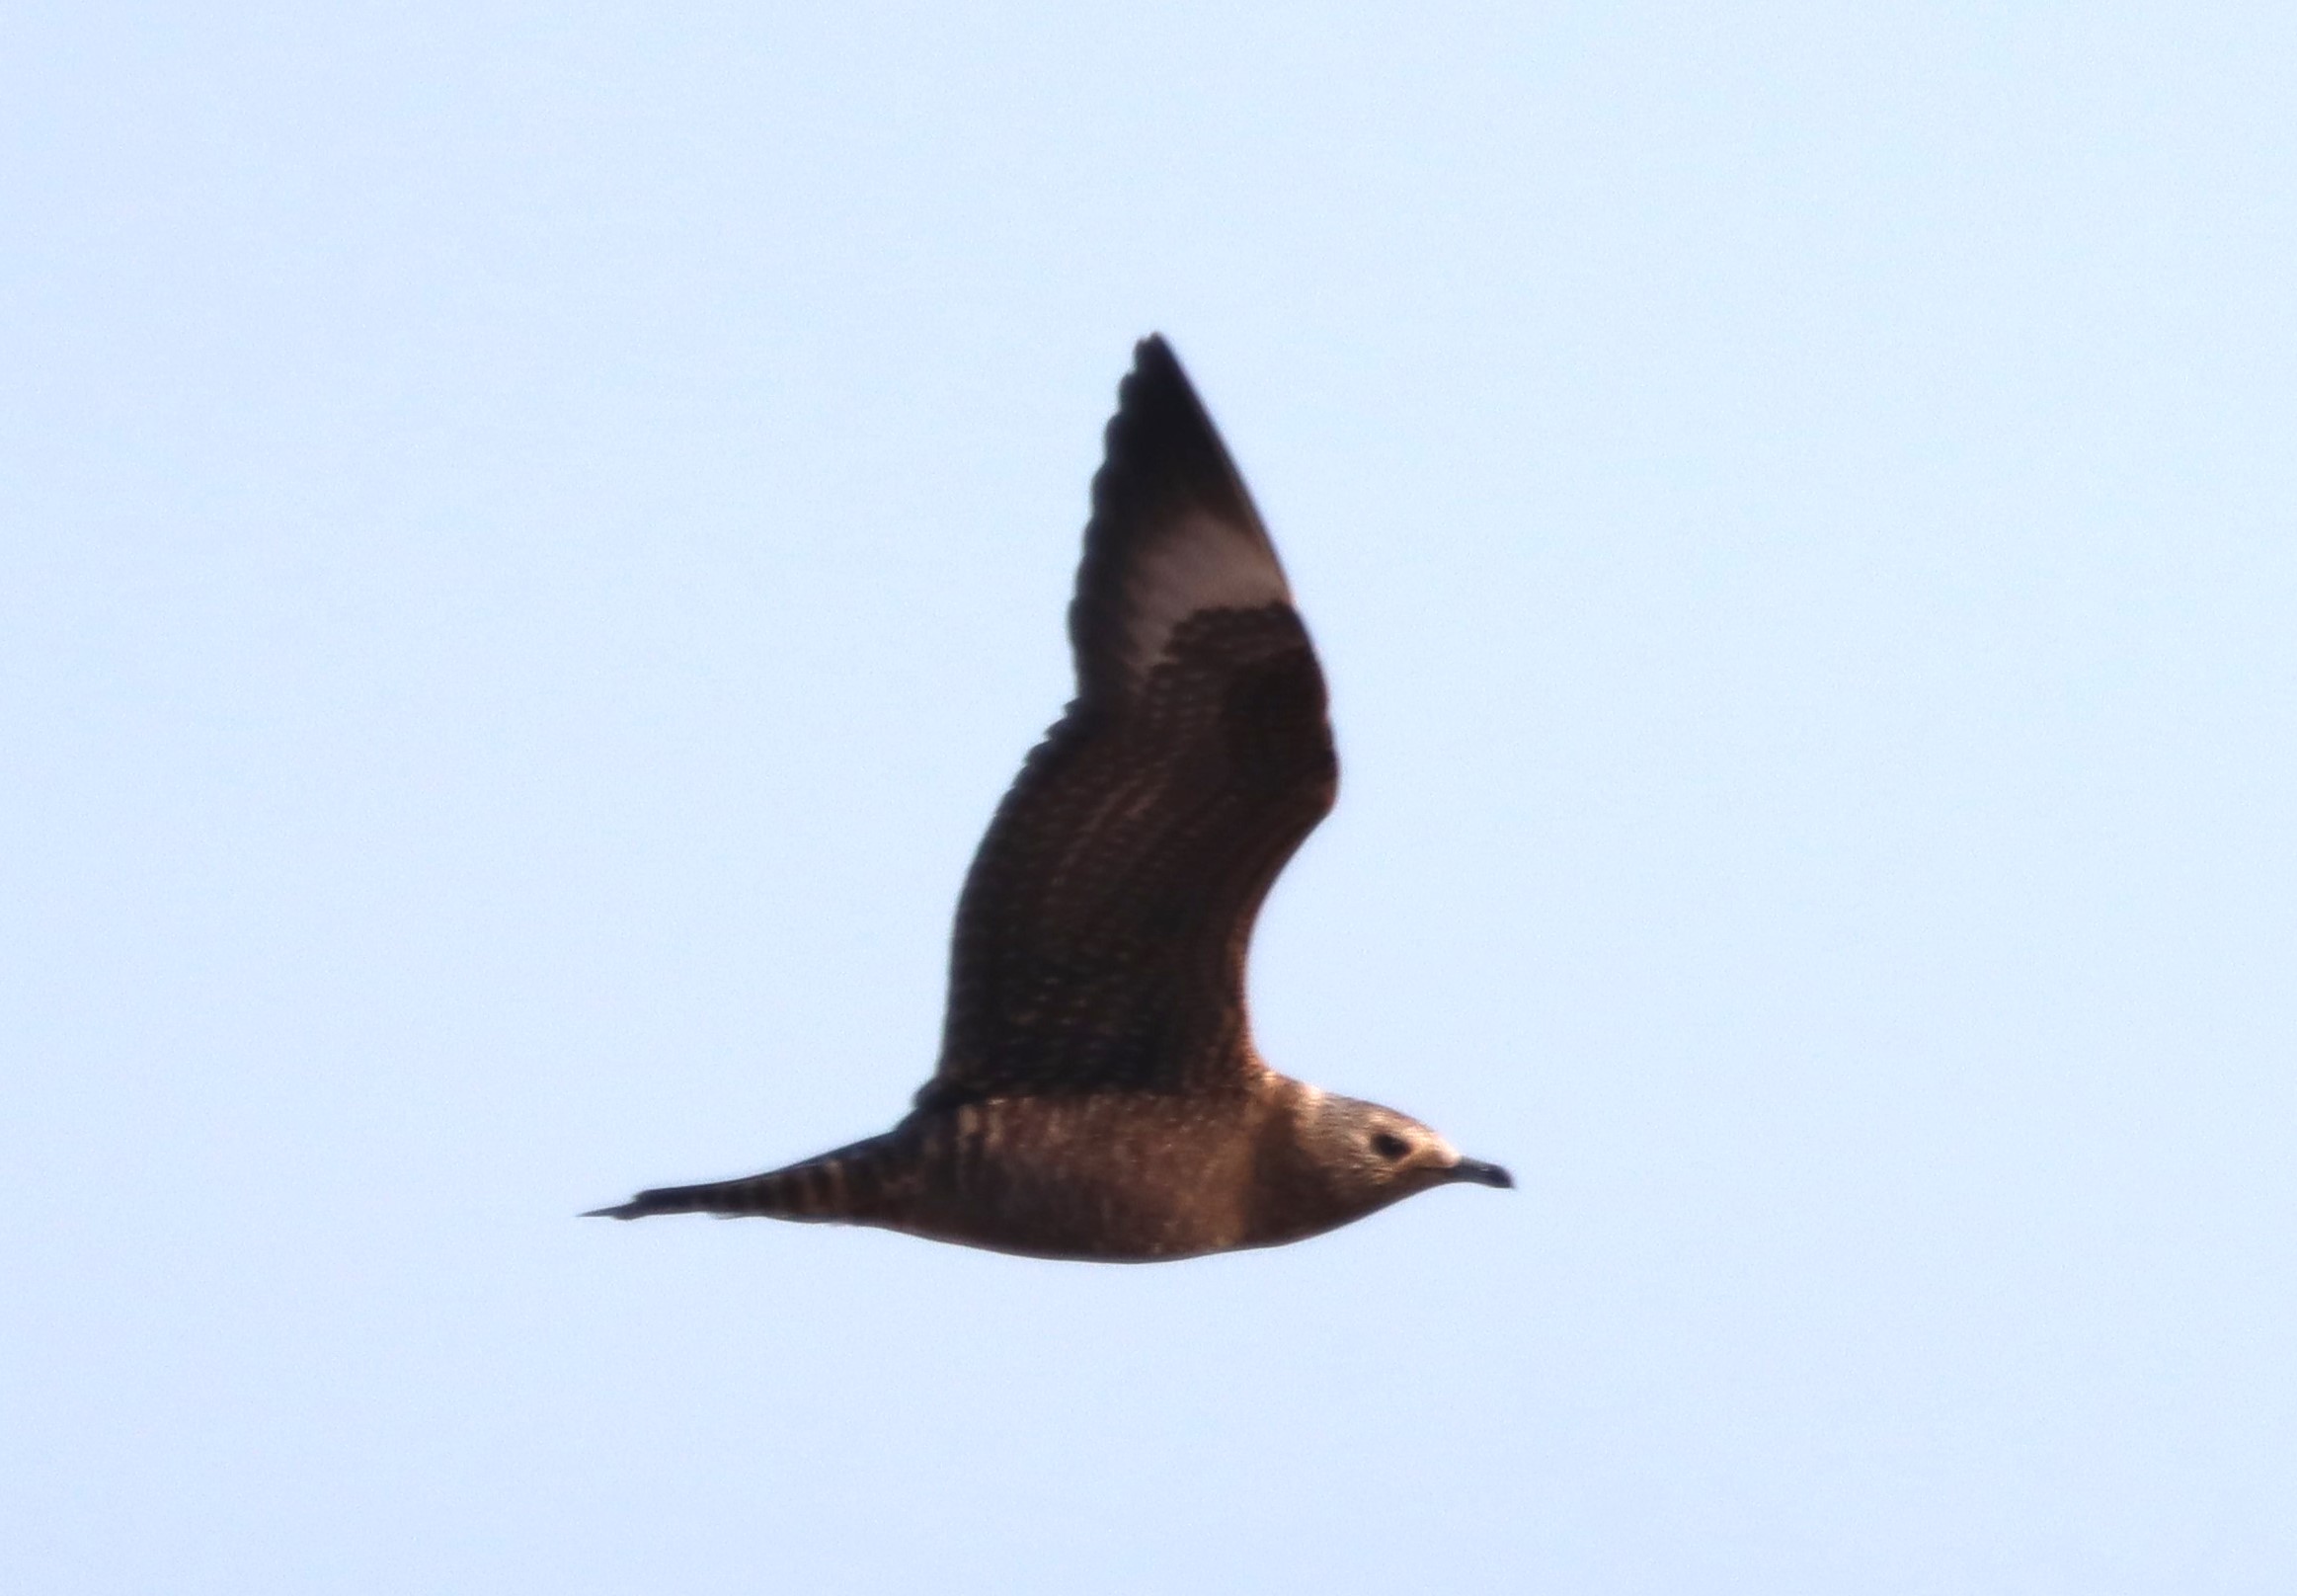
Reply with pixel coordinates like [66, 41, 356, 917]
[881, 1093, 1268, 1262]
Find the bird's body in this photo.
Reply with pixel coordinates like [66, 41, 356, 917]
[590, 337, 1509, 1260]
[594, 1079, 1484, 1262]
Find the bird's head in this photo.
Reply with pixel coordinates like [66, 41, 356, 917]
[1260, 1086, 1512, 1240]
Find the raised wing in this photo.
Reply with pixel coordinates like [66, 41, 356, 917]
[918, 338, 1338, 1109]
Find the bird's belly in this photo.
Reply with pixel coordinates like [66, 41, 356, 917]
[882, 1099, 1259, 1262]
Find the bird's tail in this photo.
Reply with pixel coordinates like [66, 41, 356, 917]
[583, 1135, 904, 1224]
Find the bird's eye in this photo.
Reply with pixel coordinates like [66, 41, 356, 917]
[1370, 1131, 1409, 1160]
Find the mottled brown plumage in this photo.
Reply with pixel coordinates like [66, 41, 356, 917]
[588, 337, 1510, 1261]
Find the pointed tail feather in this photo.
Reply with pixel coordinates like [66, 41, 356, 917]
[582, 1137, 903, 1224]
[581, 1183, 713, 1221]
[581, 1173, 792, 1221]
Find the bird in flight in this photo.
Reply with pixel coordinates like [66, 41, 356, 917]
[588, 336, 1510, 1260]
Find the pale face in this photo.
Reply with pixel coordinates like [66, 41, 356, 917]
[1305, 1092, 1514, 1213]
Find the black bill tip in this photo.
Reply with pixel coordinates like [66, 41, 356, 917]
[1450, 1157, 1514, 1189]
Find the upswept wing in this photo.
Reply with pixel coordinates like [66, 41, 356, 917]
[919, 338, 1338, 1108]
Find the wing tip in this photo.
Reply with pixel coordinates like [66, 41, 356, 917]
[1091, 334, 1260, 538]
[1069, 335, 1288, 701]
[1111, 334, 1204, 440]
[1131, 331, 1178, 375]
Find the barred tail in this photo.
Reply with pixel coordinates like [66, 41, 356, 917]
[583, 1137, 901, 1224]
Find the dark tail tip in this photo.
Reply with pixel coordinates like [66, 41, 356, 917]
[582, 1180, 722, 1221]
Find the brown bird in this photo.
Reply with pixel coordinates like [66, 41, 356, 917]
[587, 336, 1511, 1260]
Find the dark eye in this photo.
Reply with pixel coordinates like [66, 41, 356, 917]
[1370, 1131, 1409, 1160]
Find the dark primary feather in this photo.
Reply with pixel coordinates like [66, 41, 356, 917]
[920, 339, 1339, 1110]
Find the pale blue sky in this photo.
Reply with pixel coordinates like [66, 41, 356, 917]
[6, 4, 2293, 1591]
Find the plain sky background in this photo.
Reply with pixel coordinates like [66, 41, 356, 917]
[6, 4, 2293, 1591]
